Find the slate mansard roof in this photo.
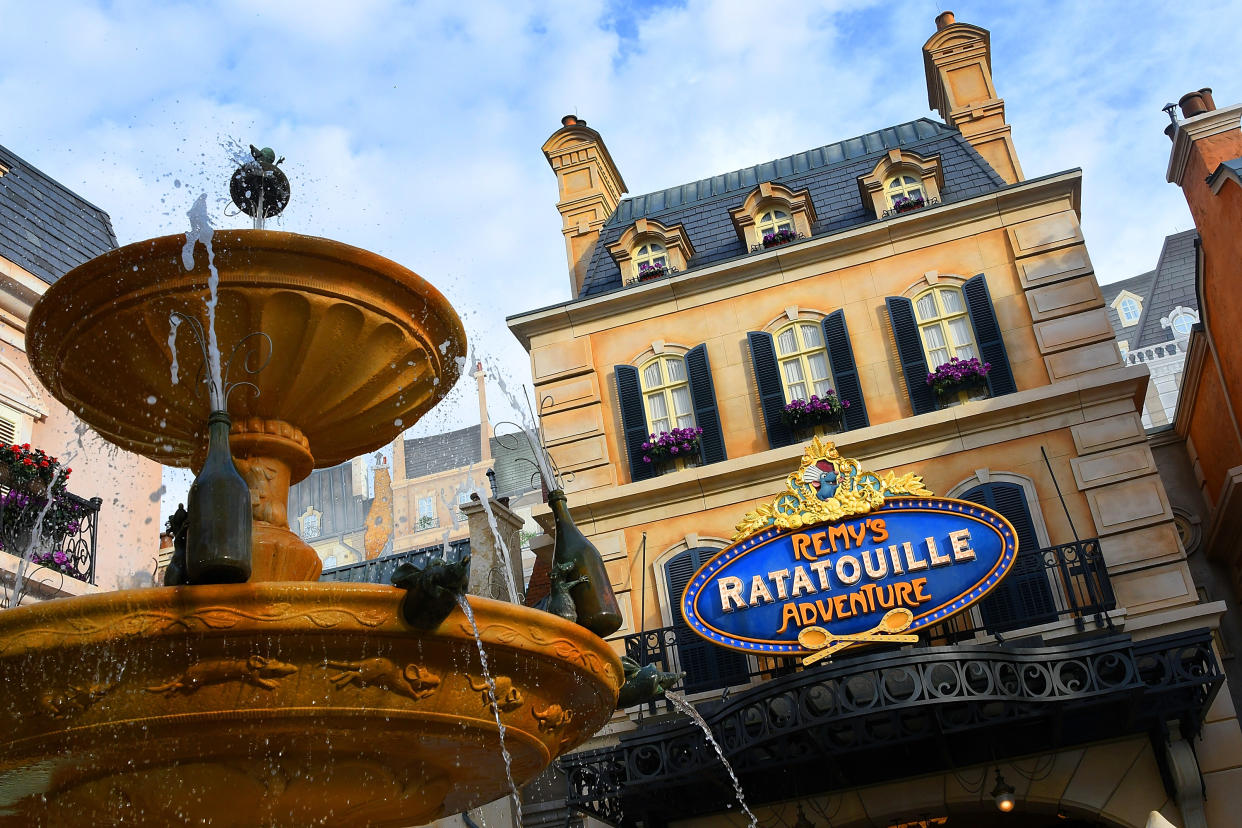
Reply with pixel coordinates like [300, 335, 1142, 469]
[403, 425, 541, 497]
[0, 144, 118, 284]
[576, 118, 1008, 298]
[1102, 229, 1199, 350]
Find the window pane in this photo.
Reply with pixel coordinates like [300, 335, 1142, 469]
[908, 187, 922, 200]
[774, 210, 789, 220]
[806, 352, 830, 382]
[953, 343, 977, 361]
[782, 359, 805, 384]
[674, 412, 695, 429]
[650, 243, 665, 253]
[928, 348, 950, 368]
[652, 415, 670, 433]
[647, 392, 668, 422]
[812, 378, 832, 398]
[800, 323, 822, 349]
[947, 317, 973, 347]
[940, 289, 964, 314]
[671, 386, 693, 418]
[776, 328, 798, 355]
[643, 362, 663, 388]
[916, 294, 937, 320]
[636, 244, 648, 257]
[903, 176, 918, 186]
[652, 255, 666, 267]
[665, 358, 686, 383]
[922, 324, 947, 350]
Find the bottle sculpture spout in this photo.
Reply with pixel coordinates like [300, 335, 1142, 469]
[549, 489, 621, 637]
[186, 410, 252, 584]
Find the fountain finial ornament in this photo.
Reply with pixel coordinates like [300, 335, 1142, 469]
[229, 144, 290, 225]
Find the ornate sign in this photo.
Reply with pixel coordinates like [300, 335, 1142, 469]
[681, 439, 1018, 662]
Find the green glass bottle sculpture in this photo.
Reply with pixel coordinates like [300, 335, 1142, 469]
[549, 488, 621, 637]
[186, 410, 252, 584]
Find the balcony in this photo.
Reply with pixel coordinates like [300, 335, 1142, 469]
[622, 539, 1116, 715]
[0, 490, 101, 587]
[320, 538, 470, 585]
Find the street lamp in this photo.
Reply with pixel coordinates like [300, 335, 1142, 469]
[991, 769, 1016, 813]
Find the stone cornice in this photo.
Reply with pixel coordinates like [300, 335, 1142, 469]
[1166, 104, 1242, 185]
[508, 170, 1083, 349]
[553, 365, 1148, 535]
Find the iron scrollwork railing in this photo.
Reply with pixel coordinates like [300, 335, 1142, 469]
[881, 196, 942, 218]
[564, 629, 1222, 826]
[0, 490, 101, 585]
[319, 538, 470, 585]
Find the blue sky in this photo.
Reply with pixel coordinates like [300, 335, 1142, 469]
[3, 0, 1239, 511]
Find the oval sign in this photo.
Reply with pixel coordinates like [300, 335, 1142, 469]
[681, 497, 1018, 657]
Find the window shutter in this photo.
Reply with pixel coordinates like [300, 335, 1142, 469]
[684, 344, 727, 465]
[885, 296, 936, 415]
[963, 274, 1017, 397]
[614, 364, 656, 483]
[665, 547, 750, 694]
[746, 331, 794, 449]
[821, 310, 869, 431]
[0, 415, 15, 446]
[964, 482, 1056, 633]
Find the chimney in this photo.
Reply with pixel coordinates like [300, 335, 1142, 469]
[475, 361, 492, 462]
[542, 116, 627, 297]
[1167, 87, 1242, 187]
[1179, 88, 1217, 119]
[922, 12, 1025, 184]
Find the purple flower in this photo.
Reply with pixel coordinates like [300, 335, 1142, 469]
[53, 550, 68, 566]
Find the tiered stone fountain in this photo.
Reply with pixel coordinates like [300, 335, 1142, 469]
[0, 224, 620, 824]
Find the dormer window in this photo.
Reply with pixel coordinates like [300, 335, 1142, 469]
[859, 149, 943, 218]
[1111, 290, 1143, 328]
[608, 218, 694, 285]
[729, 182, 817, 252]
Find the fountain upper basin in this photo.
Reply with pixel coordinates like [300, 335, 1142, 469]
[0, 583, 621, 825]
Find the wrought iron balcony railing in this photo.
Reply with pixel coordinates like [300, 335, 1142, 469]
[319, 538, 470, 585]
[0, 490, 101, 585]
[622, 538, 1116, 714]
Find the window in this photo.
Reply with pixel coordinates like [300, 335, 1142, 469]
[1119, 297, 1141, 325]
[1170, 310, 1195, 337]
[914, 287, 977, 369]
[417, 496, 437, 531]
[663, 547, 750, 695]
[632, 241, 667, 276]
[640, 355, 695, 434]
[1118, 341, 1130, 360]
[775, 321, 832, 402]
[885, 174, 923, 206]
[756, 208, 792, 237]
[302, 512, 321, 539]
[455, 490, 471, 524]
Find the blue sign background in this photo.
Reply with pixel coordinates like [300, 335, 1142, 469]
[681, 497, 1017, 656]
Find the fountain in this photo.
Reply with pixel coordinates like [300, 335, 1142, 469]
[0, 164, 622, 824]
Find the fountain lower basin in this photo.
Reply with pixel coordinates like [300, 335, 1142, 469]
[0, 583, 621, 825]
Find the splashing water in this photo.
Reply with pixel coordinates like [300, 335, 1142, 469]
[470, 485, 521, 603]
[457, 594, 522, 823]
[8, 462, 73, 608]
[665, 691, 758, 828]
[180, 194, 225, 410]
[167, 316, 182, 386]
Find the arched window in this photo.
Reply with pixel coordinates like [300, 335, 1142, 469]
[1170, 310, 1195, 337]
[775, 321, 832, 402]
[914, 286, 977, 369]
[886, 174, 923, 207]
[663, 547, 750, 694]
[1118, 297, 1141, 325]
[640, 355, 694, 435]
[632, 241, 667, 276]
[756, 208, 792, 237]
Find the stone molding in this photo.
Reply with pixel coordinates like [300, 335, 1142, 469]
[1166, 103, 1242, 185]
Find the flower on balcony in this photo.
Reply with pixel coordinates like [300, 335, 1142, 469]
[641, 427, 703, 466]
[893, 195, 925, 213]
[761, 228, 800, 249]
[780, 392, 850, 432]
[636, 262, 671, 282]
[925, 357, 991, 398]
[0, 442, 70, 495]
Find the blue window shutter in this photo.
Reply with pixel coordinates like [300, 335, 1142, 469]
[885, 296, 936, 415]
[963, 481, 1056, 633]
[821, 310, 869, 431]
[665, 547, 749, 694]
[614, 364, 655, 482]
[963, 274, 1017, 397]
[685, 344, 727, 465]
[746, 331, 794, 449]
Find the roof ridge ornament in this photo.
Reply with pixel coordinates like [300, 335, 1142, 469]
[732, 438, 932, 541]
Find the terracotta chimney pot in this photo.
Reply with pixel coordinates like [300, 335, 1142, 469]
[560, 115, 578, 127]
[1199, 88, 1216, 110]
[1179, 90, 1212, 119]
[935, 11, 955, 30]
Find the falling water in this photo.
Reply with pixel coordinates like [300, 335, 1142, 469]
[180, 194, 225, 410]
[8, 464, 71, 608]
[664, 691, 758, 828]
[469, 486, 521, 602]
[456, 594, 522, 823]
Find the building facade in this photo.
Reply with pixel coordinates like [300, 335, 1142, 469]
[508, 12, 1240, 828]
[0, 144, 162, 600]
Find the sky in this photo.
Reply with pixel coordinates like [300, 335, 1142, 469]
[3, 0, 1239, 515]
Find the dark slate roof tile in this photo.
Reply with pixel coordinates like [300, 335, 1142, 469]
[404, 425, 483, 479]
[578, 119, 1007, 299]
[1101, 229, 1199, 350]
[0, 144, 117, 284]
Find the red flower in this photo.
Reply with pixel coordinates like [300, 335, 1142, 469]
[21, 444, 29, 450]
[65, 468, 72, 476]
[8, 446, 18, 454]
[22, 458, 33, 466]
[39, 460, 49, 467]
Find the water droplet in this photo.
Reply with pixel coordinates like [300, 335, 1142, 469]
[146, 395, 157, 405]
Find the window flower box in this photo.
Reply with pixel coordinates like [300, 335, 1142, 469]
[641, 427, 703, 474]
[636, 263, 673, 282]
[760, 228, 801, 250]
[893, 195, 925, 213]
[926, 357, 991, 408]
[780, 393, 849, 438]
